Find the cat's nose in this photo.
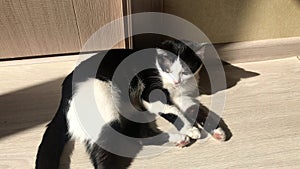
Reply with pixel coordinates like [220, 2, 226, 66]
[174, 80, 180, 84]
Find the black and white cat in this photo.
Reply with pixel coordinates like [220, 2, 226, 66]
[154, 40, 231, 141]
[35, 40, 231, 169]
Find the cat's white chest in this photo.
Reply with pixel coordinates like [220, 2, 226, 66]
[164, 80, 198, 98]
[164, 80, 199, 111]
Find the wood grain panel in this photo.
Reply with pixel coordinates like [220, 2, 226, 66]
[72, 0, 125, 51]
[131, 0, 163, 13]
[0, 0, 81, 59]
[129, 0, 163, 49]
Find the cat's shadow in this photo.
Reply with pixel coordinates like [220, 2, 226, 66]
[191, 61, 259, 143]
[198, 61, 259, 95]
[158, 61, 259, 146]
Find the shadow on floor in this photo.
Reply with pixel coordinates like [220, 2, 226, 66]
[198, 62, 259, 95]
[0, 77, 65, 139]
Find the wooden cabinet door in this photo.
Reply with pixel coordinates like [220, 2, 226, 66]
[72, 0, 126, 51]
[0, 0, 163, 59]
[0, 0, 81, 59]
[0, 0, 126, 59]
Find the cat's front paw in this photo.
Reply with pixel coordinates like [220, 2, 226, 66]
[185, 127, 201, 139]
[175, 135, 190, 148]
[169, 133, 190, 147]
[212, 127, 226, 141]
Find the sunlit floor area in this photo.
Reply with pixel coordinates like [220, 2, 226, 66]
[0, 56, 299, 169]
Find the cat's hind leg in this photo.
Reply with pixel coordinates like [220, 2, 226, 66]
[35, 109, 70, 169]
[86, 142, 134, 169]
[186, 103, 232, 141]
[85, 135, 190, 169]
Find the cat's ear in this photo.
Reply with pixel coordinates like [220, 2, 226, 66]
[156, 48, 171, 68]
[194, 43, 210, 60]
[181, 40, 210, 59]
[156, 48, 168, 56]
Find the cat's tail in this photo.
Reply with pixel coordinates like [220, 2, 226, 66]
[35, 101, 70, 169]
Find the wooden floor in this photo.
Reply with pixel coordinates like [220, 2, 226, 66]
[0, 56, 299, 169]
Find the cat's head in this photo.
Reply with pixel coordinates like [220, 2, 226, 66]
[155, 40, 208, 86]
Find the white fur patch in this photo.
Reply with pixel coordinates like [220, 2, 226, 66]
[169, 57, 182, 81]
[67, 78, 120, 142]
[67, 99, 89, 142]
[143, 100, 180, 115]
[156, 57, 184, 85]
[156, 48, 168, 56]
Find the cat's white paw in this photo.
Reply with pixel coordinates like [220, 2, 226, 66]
[185, 127, 201, 139]
[169, 134, 190, 147]
[175, 135, 190, 148]
[212, 127, 226, 141]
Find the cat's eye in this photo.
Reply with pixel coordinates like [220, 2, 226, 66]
[182, 71, 189, 75]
